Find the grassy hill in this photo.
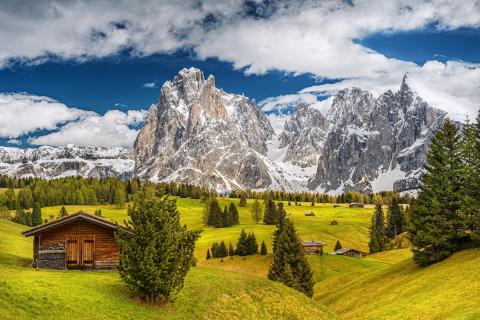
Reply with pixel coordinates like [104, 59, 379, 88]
[4, 197, 480, 319]
[0, 218, 336, 320]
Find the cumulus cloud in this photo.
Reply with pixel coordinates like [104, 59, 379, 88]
[0, 93, 91, 138]
[30, 109, 147, 148]
[143, 82, 156, 88]
[0, 1, 479, 113]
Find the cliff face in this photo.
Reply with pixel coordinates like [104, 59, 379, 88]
[134, 68, 274, 193]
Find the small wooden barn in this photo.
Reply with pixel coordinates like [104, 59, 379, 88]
[302, 241, 324, 255]
[304, 212, 315, 216]
[331, 248, 367, 258]
[349, 203, 365, 208]
[21, 211, 129, 270]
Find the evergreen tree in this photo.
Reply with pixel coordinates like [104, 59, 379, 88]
[268, 218, 314, 297]
[251, 198, 263, 223]
[386, 198, 404, 238]
[239, 193, 247, 207]
[114, 184, 126, 209]
[260, 240, 268, 255]
[206, 249, 211, 260]
[59, 206, 68, 218]
[222, 205, 231, 227]
[229, 203, 239, 225]
[211, 243, 219, 258]
[334, 240, 342, 251]
[246, 232, 258, 254]
[263, 198, 277, 225]
[218, 241, 228, 258]
[115, 189, 200, 303]
[94, 209, 102, 217]
[410, 120, 463, 266]
[31, 202, 42, 226]
[236, 229, 249, 256]
[13, 207, 27, 226]
[460, 112, 480, 245]
[368, 203, 388, 254]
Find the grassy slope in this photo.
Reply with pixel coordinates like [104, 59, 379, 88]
[0, 219, 336, 320]
[315, 248, 480, 320]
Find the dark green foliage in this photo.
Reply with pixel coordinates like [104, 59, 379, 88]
[94, 209, 102, 217]
[12, 207, 32, 226]
[460, 112, 480, 245]
[251, 198, 263, 223]
[260, 240, 267, 255]
[368, 204, 388, 254]
[229, 203, 239, 224]
[58, 206, 68, 218]
[115, 189, 200, 303]
[31, 202, 42, 226]
[204, 197, 238, 228]
[239, 193, 247, 207]
[211, 243, 219, 258]
[206, 249, 211, 260]
[311, 201, 315, 207]
[334, 240, 342, 251]
[268, 216, 314, 297]
[410, 120, 464, 266]
[263, 198, 277, 225]
[235, 229, 258, 256]
[218, 241, 228, 258]
[246, 233, 258, 254]
[288, 201, 291, 206]
[386, 198, 404, 238]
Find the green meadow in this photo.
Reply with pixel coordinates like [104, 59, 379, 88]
[2, 197, 480, 319]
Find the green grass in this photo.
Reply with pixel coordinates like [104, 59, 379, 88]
[4, 197, 480, 319]
[0, 219, 337, 320]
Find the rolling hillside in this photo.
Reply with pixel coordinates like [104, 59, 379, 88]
[0, 218, 336, 320]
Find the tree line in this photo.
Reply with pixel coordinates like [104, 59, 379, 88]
[207, 229, 268, 259]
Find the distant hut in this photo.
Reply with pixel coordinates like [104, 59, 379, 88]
[304, 212, 315, 216]
[349, 203, 365, 208]
[21, 211, 131, 270]
[331, 248, 367, 258]
[302, 241, 324, 255]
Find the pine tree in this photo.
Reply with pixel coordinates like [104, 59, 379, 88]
[263, 198, 277, 225]
[251, 198, 263, 223]
[114, 184, 126, 209]
[229, 203, 239, 225]
[334, 240, 342, 251]
[59, 206, 68, 218]
[115, 189, 200, 303]
[239, 193, 247, 207]
[211, 242, 219, 258]
[31, 202, 42, 226]
[260, 240, 268, 255]
[236, 229, 249, 256]
[222, 205, 230, 227]
[94, 209, 102, 217]
[206, 249, 211, 260]
[368, 203, 388, 254]
[218, 241, 228, 258]
[246, 232, 258, 254]
[460, 112, 480, 245]
[268, 218, 314, 297]
[386, 198, 404, 238]
[410, 120, 463, 266]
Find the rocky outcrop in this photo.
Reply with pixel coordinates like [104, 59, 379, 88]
[278, 104, 328, 167]
[308, 75, 448, 193]
[0, 145, 134, 179]
[134, 68, 274, 192]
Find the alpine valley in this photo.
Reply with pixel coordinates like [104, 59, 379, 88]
[2, 68, 465, 194]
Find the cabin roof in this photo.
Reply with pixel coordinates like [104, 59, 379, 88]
[331, 247, 364, 254]
[21, 211, 129, 237]
[302, 241, 325, 246]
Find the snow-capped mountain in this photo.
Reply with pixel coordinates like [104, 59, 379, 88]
[134, 69, 457, 194]
[0, 145, 134, 179]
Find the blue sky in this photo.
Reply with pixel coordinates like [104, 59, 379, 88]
[0, 1, 479, 148]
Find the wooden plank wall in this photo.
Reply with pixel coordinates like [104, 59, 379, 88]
[39, 220, 119, 268]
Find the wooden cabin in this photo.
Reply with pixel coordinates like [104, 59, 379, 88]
[349, 203, 365, 208]
[302, 241, 324, 255]
[21, 211, 129, 270]
[331, 248, 367, 258]
[304, 212, 315, 216]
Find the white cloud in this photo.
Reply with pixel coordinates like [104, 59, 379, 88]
[0, 1, 479, 114]
[7, 139, 21, 145]
[0, 93, 91, 138]
[143, 82, 156, 88]
[30, 109, 147, 148]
